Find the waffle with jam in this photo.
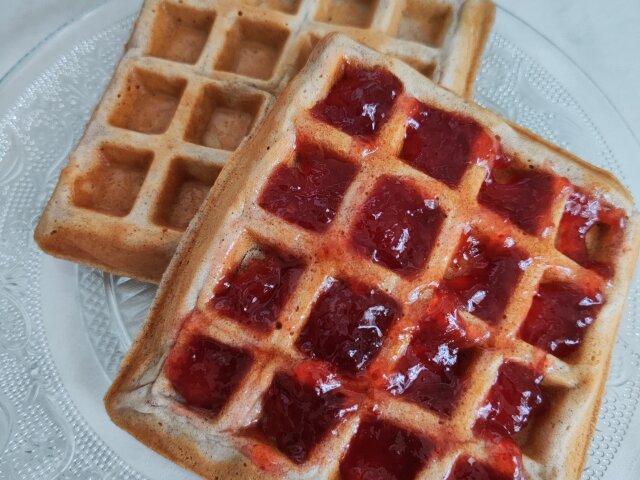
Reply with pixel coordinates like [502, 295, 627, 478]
[105, 34, 639, 479]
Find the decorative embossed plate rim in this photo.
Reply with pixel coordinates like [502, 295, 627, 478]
[0, 1, 640, 479]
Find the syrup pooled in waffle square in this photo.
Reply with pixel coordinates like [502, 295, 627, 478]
[105, 34, 639, 479]
[35, 0, 495, 283]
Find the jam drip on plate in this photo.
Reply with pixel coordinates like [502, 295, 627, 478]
[555, 187, 626, 278]
[350, 176, 445, 277]
[478, 157, 565, 235]
[445, 231, 530, 322]
[447, 456, 517, 480]
[258, 139, 357, 232]
[296, 278, 400, 375]
[400, 102, 499, 187]
[387, 291, 480, 415]
[165, 328, 253, 414]
[339, 417, 433, 480]
[312, 63, 403, 138]
[257, 368, 352, 464]
[209, 247, 304, 331]
[519, 280, 604, 358]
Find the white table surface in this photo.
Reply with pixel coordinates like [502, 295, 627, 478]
[1, 0, 639, 144]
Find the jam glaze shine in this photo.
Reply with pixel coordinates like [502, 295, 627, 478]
[475, 361, 546, 439]
[350, 175, 445, 277]
[255, 369, 352, 464]
[312, 62, 403, 138]
[401, 101, 500, 187]
[445, 230, 531, 323]
[519, 279, 604, 358]
[386, 289, 483, 415]
[479, 156, 568, 235]
[296, 277, 401, 376]
[340, 416, 434, 480]
[556, 187, 626, 278]
[209, 247, 305, 332]
[472, 361, 547, 480]
[241, 360, 362, 468]
[165, 311, 253, 415]
[258, 139, 358, 233]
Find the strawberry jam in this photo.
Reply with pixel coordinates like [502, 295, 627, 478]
[296, 278, 400, 375]
[312, 63, 403, 138]
[257, 371, 350, 464]
[555, 188, 625, 278]
[165, 334, 252, 414]
[350, 176, 445, 277]
[445, 232, 529, 322]
[447, 456, 515, 480]
[209, 248, 304, 331]
[519, 280, 604, 358]
[387, 292, 478, 415]
[258, 140, 357, 232]
[400, 102, 498, 187]
[293, 360, 342, 393]
[478, 159, 564, 235]
[339, 417, 433, 480]
[474, 361, 545, 439]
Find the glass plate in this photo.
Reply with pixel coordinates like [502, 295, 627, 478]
[1, 1, 639, 478]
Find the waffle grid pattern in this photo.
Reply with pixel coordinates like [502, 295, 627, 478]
[90, 55, 273, 223]
[145, 69, 612, 479]
[36, 0, 495, 283]
[131, 0, 467, 90]
[34, 49, 275, 281]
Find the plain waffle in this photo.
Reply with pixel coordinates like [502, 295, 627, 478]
[34, 0, 495, 283]
[105, 34, 640, 479]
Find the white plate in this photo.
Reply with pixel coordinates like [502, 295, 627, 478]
[1, 1, 639, 478]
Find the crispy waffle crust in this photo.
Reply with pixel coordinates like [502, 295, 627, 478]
[105, 34, 640, 479]
[34, 0, 495, 283]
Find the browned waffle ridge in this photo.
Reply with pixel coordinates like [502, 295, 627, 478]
[34, 0, 495, 283]
[105, 34, 640, 479]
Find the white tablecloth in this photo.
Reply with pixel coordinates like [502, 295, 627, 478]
[1, 0, 639, 141]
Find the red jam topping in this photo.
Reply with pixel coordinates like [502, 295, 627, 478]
[257, 371, 350, 464]
[350, 176, 445, 277]
[447, 456, 515, 480]
[296, 278, 400, 375]
[445, 232, 529, 322]
[474, 361, 545, 439]
[339, 418, 433, 480]
[293, 360, 342, 392]
[165, 334, 252, 414]
[312, 63, 403, 138]
[387, 292, 478, 415]
[519, 280, 604, 358]
[555, 188, 625, 278]
[258, 140, 357, 232]
[400, 103, 499, 187]
[209, 248, 304, 331]
[478, 158, 564, 235]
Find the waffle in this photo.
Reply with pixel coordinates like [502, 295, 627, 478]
[34, 0, 495, 283]
[105, 34, 640, 479]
